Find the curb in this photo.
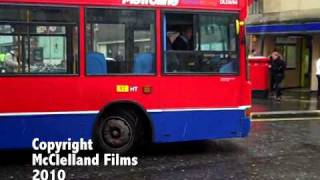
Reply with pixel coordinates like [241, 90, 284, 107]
[251, 110, 320, 120]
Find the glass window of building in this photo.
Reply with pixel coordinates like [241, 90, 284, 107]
[249, 0, 263, 14]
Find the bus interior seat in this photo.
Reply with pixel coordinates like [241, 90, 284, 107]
[219, 61, 235, 73]
[209, 56, 235, 73]
[86, 52, 107, 75]
[133, 53, 154, 74]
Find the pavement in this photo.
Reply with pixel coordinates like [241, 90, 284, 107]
[252, 89, 320, 120]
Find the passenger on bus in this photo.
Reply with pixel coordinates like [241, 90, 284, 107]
[4, 49, 19, 73]
[0, 50, 5, 64]
[172, 27, 193, 51]
[166, 36, 181, 72]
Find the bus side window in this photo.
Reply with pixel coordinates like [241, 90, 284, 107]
[163, 12, 239, 74]
[0, 6, 79, 75]
[86, 9, 156, 75]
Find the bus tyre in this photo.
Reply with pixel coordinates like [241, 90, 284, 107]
[94, 109, 141, 154]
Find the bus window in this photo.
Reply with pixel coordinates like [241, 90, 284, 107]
[0, 6, 79, 75]
[199, 15, 237, 52]
[86, 8, 155, 75]
[164, 12, 239, 74]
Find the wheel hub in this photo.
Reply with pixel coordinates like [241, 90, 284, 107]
[102, 117, 131, 148]
[111, 129, 120, 138]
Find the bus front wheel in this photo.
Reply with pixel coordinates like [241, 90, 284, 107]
[94, 109, 141, 154]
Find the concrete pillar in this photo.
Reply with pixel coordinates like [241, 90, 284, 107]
[311, 34, 320, 91]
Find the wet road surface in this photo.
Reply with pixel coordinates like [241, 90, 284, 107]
[0, 120, 319, 180]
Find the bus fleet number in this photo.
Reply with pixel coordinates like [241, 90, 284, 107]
[33, 169, 66, 180]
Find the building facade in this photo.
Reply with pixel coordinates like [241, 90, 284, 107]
[246, 0, 320, 90]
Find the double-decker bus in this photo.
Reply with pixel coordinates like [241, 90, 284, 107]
[0, 0, 252, 154]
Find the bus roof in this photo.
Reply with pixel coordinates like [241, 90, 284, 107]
[0, 0, 249, 11]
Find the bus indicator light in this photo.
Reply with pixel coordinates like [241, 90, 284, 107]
[236, 20, 245, 35]
[245, 108, 252, 118]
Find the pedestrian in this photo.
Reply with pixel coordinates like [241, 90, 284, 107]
[270, 51, 286, 101]
[316, 57, 320, 97]
[269, 49, 281, 96]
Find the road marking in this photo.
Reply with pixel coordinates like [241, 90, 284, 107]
[252, 117, 320, 122]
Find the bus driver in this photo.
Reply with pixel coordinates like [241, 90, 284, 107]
[172, 27, 193, 51]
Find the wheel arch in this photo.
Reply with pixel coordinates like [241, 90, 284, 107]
[93, 100, 154, 143]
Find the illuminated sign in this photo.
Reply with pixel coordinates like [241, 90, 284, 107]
[122, 0, 180, 6]
[219, 0, 238, 5]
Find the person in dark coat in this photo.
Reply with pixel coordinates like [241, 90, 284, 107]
[270, 52, 287, 101]
[172, 27, 193, 51]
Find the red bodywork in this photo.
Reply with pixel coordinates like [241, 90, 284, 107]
[0, 0, 252, 113]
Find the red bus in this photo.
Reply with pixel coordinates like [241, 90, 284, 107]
[0, 0, 252, 153]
